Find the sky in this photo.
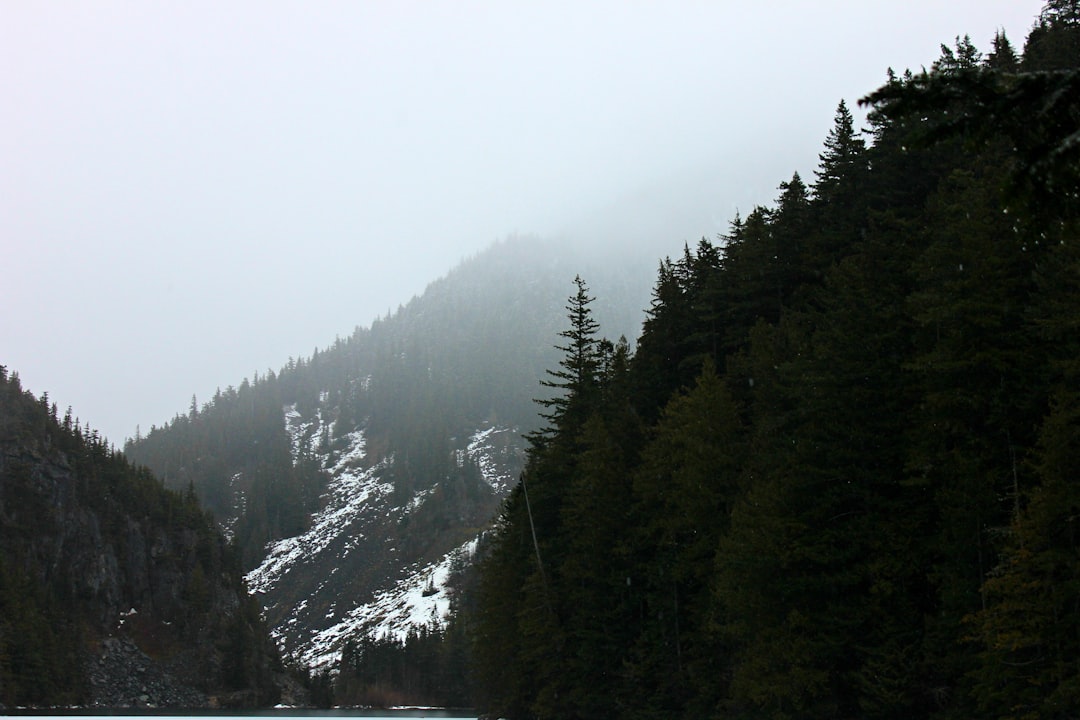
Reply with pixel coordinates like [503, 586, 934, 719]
[2, 1, 1046, 444]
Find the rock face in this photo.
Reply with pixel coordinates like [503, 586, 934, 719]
[87, 637, 208, 708]
[0, 368, 284, 708]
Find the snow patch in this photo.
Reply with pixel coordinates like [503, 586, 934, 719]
[283, 403, 322, 461]
[221, 472, 245, 543]
[245, 428, 393, 595]
[468, 424, 519, 494]
[297, 538, 479, 669]
[248, 401, 521, 669]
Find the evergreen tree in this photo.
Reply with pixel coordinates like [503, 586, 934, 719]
[862, 34, 1080, 219]
[468, 8, 1078, 718]
[805, 99, 868, 287]
[631, 256, 699, 423]
[627, 359, 744, 716]
[813, 99, 867, 204]
[965, 81, 1080, 716]
[476, 276, 611, 719]
[1025, 0, 1080, 70]
[532, 275, 602, 444]
[986, 30, 1019, 71]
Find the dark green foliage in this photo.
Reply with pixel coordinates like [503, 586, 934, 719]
[626, 359, 743, 715]
[963, 150, 1080, 720]
[0, 367, 281, 707]
[336, 623, 468, 708]
[1024, 1, 1080, 71]
[473, 277, 643, 719]
[0, 555, 86, 706]
[124, 368, 328, 569]
[334, 550, 483, 709]
[471, 7, 1080, 718]
[630, 246, 712, 423]
[863, 24, 1080, 221]
[532, 275, 603, 442]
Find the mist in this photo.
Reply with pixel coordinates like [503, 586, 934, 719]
[1, 1, 1043, 443]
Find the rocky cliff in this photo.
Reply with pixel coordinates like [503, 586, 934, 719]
[0, 366, 285, 708]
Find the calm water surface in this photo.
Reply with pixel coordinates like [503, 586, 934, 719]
[5, 711, 476, 719]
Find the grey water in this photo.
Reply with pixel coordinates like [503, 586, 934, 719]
[4, 712, 475, 720]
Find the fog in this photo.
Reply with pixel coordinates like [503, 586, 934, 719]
[1, 1, 1043, 443]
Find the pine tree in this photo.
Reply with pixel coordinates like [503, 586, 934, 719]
[626, 359, 744, 716]
[862, 34, 1080, 219]
[476, 275, 611, 719]
[932, 35, 982, 74]
[1042, 0, 1080, 22]
[717, 206, 784, 343]
[986, 30, 1019, 71]
[532, 274, 602, 444]
[557, 408, 642, 717]
[970, 388, 1080, 719]
[631, 257, 696, 423]
[813, 99, 867, 205]
[967, 171, 1080, 718]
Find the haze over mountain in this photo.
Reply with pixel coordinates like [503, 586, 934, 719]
[1, 1, 1042, 446]
[3, 1, 1076, 712]
[121, 235, 653, 682]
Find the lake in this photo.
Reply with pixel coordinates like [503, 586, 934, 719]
[3, 711, 476, 720]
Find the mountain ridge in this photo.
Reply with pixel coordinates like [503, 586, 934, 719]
[123, 234, 659, 672]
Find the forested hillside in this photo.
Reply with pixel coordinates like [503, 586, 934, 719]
[0, 368, 281, 708]
[125, 236, 649, 570]
[122, 236, 653, 689]
[471, 7, 1080, 719]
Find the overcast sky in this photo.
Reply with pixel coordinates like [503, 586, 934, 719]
[2, 1, 1045, 444]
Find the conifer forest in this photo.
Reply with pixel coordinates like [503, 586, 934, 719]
[2, 3, 1079, 717]
[468, 8, 1080, 719]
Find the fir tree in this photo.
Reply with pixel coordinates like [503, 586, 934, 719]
[531, 274, 602, 445]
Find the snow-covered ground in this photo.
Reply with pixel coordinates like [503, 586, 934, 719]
[247, 407, 395, 594]
[298, 538, 479, 669]
[245, 449, 394, 595]
[220, 472, 245, 543]
[244, 403, 518, 670]
[468, 424, 519, 494]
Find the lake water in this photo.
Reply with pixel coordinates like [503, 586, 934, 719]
[4, 711, 476, 720]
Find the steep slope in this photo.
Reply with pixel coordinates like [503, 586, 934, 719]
[246, 406, 514, 668]
[0, 367, 282, 708]
[124, 235, 655, 668]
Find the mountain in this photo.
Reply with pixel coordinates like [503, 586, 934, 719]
[124, 235, 658, 672]
[0, 367, 283, 708]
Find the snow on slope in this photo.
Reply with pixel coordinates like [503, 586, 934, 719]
[245, 403, 518, 669]
[247, 406, 395, 595]
[298, 538, 479, 669]
[467, 425, 518, 494]
[245, 446, 393, 596]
